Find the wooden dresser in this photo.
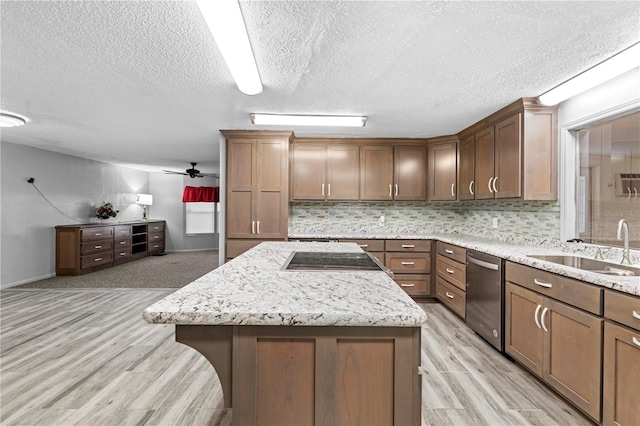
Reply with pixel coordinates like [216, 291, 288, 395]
[55, 220, 165, 275]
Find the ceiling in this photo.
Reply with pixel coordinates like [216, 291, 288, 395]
[1, 1, 639, 174]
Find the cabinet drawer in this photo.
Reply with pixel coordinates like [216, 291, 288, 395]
[385, 253, 431, 274]
[506, 262, 602, 315]
[113, 225, 132, 238]
[81, 240, 113, 255]
[369, 252, 385, 265]
[148, 222, 165, 233]
[81, 251, 113, 269]
[148, 232, 164, 242]
[605, 290, 640, 331]
[436, 241, 466, 264]
[226, 239, 263, 259]
[436, 255, 466, 291]
[394, 274, 430, 296]
[385, 240, 431, 252]
[148, 241, 165, 253]
[436, 277, 466, 319]
[114, 237, 131, 248]
[114, 248, 132, 259]
[340, 239, 384, 252]
[80, 227, 113, 241]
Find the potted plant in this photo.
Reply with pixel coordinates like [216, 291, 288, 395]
[96, 201, 119, 223]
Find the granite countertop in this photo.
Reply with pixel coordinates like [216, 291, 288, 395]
[143, 241, 428, 326]
[289, 227, 640, 296]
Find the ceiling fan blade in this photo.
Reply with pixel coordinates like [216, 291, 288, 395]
[163, 170, 187, 175]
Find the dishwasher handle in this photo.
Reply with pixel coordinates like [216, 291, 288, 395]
[467, 254, 500, 271]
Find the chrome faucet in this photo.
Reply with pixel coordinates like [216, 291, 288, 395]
[616, 219, 631, 265]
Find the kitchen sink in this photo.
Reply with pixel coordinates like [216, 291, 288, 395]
[527, 255, 638, 277]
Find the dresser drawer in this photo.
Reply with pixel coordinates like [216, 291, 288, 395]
[385, 239, 431, 252]
[605, 290, 640, 331]
[394, 274, 431, 296]
[506, 262, 602, 315]
[436, 255, 466, 291]
[385, 253, 431, 274]
[113, 225, 132, 238]
[114, 237, 131, 248]
[436, 241, 466, 264]
[81, 240, 113, 255]
[80, 227, 113, 241]
[340, 239, 385, 252]
[148, 232, 164, 243]
[81, 251, 113, 269]
[114, 248, 132, 259]
[148, 222, 165, 233]
[436, 277, 466, 319]
[148, 241, 165, 253]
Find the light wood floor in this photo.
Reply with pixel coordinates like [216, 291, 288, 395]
[0, 288, 593, 426]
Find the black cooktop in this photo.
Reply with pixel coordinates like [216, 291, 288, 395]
[282, 251, 384, 271]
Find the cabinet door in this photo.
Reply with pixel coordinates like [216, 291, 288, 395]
[603, 321, 640, 426]
[256, 138, 288, 238]
[459, 135, 475, 200]
[505, 282, 544, 376]
[474, 127, 495, 200]
[227, 139, 257, 238]
[327, 145, 359, 200]
[395, 145, 427, 200]
[543, 298, 602, 421]
[360, 145, 393, 200]
[291, 144, 326, 200]
[494, 113, 522, 199]
[428, 142, 457, 201]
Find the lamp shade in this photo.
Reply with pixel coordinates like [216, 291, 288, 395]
[136, 194, 153, 206]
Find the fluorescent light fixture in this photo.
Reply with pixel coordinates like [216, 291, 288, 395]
[539, 43, 640, 106]
[0, 111, 27, 127]
[251, 114, 367, 127]
[196, 0, 262, 95]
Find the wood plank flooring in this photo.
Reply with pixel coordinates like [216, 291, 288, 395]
[1, 288, 593, 425]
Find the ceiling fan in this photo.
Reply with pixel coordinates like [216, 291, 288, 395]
[163, 162, 219, 179]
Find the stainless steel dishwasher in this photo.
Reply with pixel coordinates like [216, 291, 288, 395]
[466, 250, 505, 352]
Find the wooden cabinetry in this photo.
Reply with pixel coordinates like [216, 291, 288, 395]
[435, 242, 466, 319]
[457, 98, 558, 201]
[603, 290, 640, 426]
[458, 134, 475, 200]
[505, 262, 603, 421]
[360, 145, 427, 201]
[427, 138, 458, 201]
[56, 220, 165, 275]
[385, 240, 432, 297]
[223, 131, 292, 260]
[339, 239, 384, 264]
[291, 143, 359, 201]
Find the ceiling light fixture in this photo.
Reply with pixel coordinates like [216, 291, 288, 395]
[251, 114, 367, 127]
[0, 111, 27, 127]
[538, 43, 640, 106]
[196, 0, 262, 96]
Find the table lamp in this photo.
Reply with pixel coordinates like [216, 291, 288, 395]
[136, 194, 153, 221]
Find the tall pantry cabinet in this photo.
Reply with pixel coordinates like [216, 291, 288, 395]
[222, 130, 293, 261]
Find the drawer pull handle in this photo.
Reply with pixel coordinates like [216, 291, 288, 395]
[445, 249, 454, 254]
[446, 268, 455, 274]
[633, 337, 640, 347]
[534, 278, 552, 288]
[534, 305, 542, 329]
[541, 307, 549, 332]
[120, 241, 126, 245]
[401, 261, 415, 265]
[358, 244, 368, 248]
[401, 244, 415, 248]
[120, 253, 126, 256]
[633, 310, 640, 320]
[401, 283, 415, 287]
[94, 257, 102, 262]
[94, 245, 102, 249]
[95, 233, 102, 236]
[445, 291, 454, 299]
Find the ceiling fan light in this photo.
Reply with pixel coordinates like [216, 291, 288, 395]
[0, 111, 27, 127]
[250, 114, 367, 127]
[196, 0, 262, 95]
[538, 43, 640, 106]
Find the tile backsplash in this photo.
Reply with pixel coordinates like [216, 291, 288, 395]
[290, 200, 561, 240]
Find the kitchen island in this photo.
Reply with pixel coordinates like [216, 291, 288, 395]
[143, 241, 427, 426]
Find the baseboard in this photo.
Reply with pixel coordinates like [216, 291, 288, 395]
[1, 273, 56, 289]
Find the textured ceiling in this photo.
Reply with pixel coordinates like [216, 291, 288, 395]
[1, 1, 639, 173]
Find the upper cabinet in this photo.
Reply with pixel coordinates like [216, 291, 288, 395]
[427, 137, 458, 201]
[360, 144, 427, 201]
[291, 142, 359, 201]
[457, 98, 558, 201]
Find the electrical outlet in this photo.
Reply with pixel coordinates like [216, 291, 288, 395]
[492, 217, 498, 229]
[378, 215, 385, 227]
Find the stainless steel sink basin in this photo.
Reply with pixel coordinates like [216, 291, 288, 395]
[527, 255, 638, 277]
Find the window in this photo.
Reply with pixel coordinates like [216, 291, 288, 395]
[185, 202, 219, 235]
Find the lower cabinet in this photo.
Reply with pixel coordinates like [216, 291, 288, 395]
[434, 242, 466, 318]
[385, 240, 432, 298]
[505, 280, 603, 422]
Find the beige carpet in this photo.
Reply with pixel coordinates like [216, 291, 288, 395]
[16, 250, 219, 289]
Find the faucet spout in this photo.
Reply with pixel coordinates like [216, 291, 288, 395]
[616, 219, 631, 265]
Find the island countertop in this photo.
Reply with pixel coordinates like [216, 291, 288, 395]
[142, 241, 428, 327]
